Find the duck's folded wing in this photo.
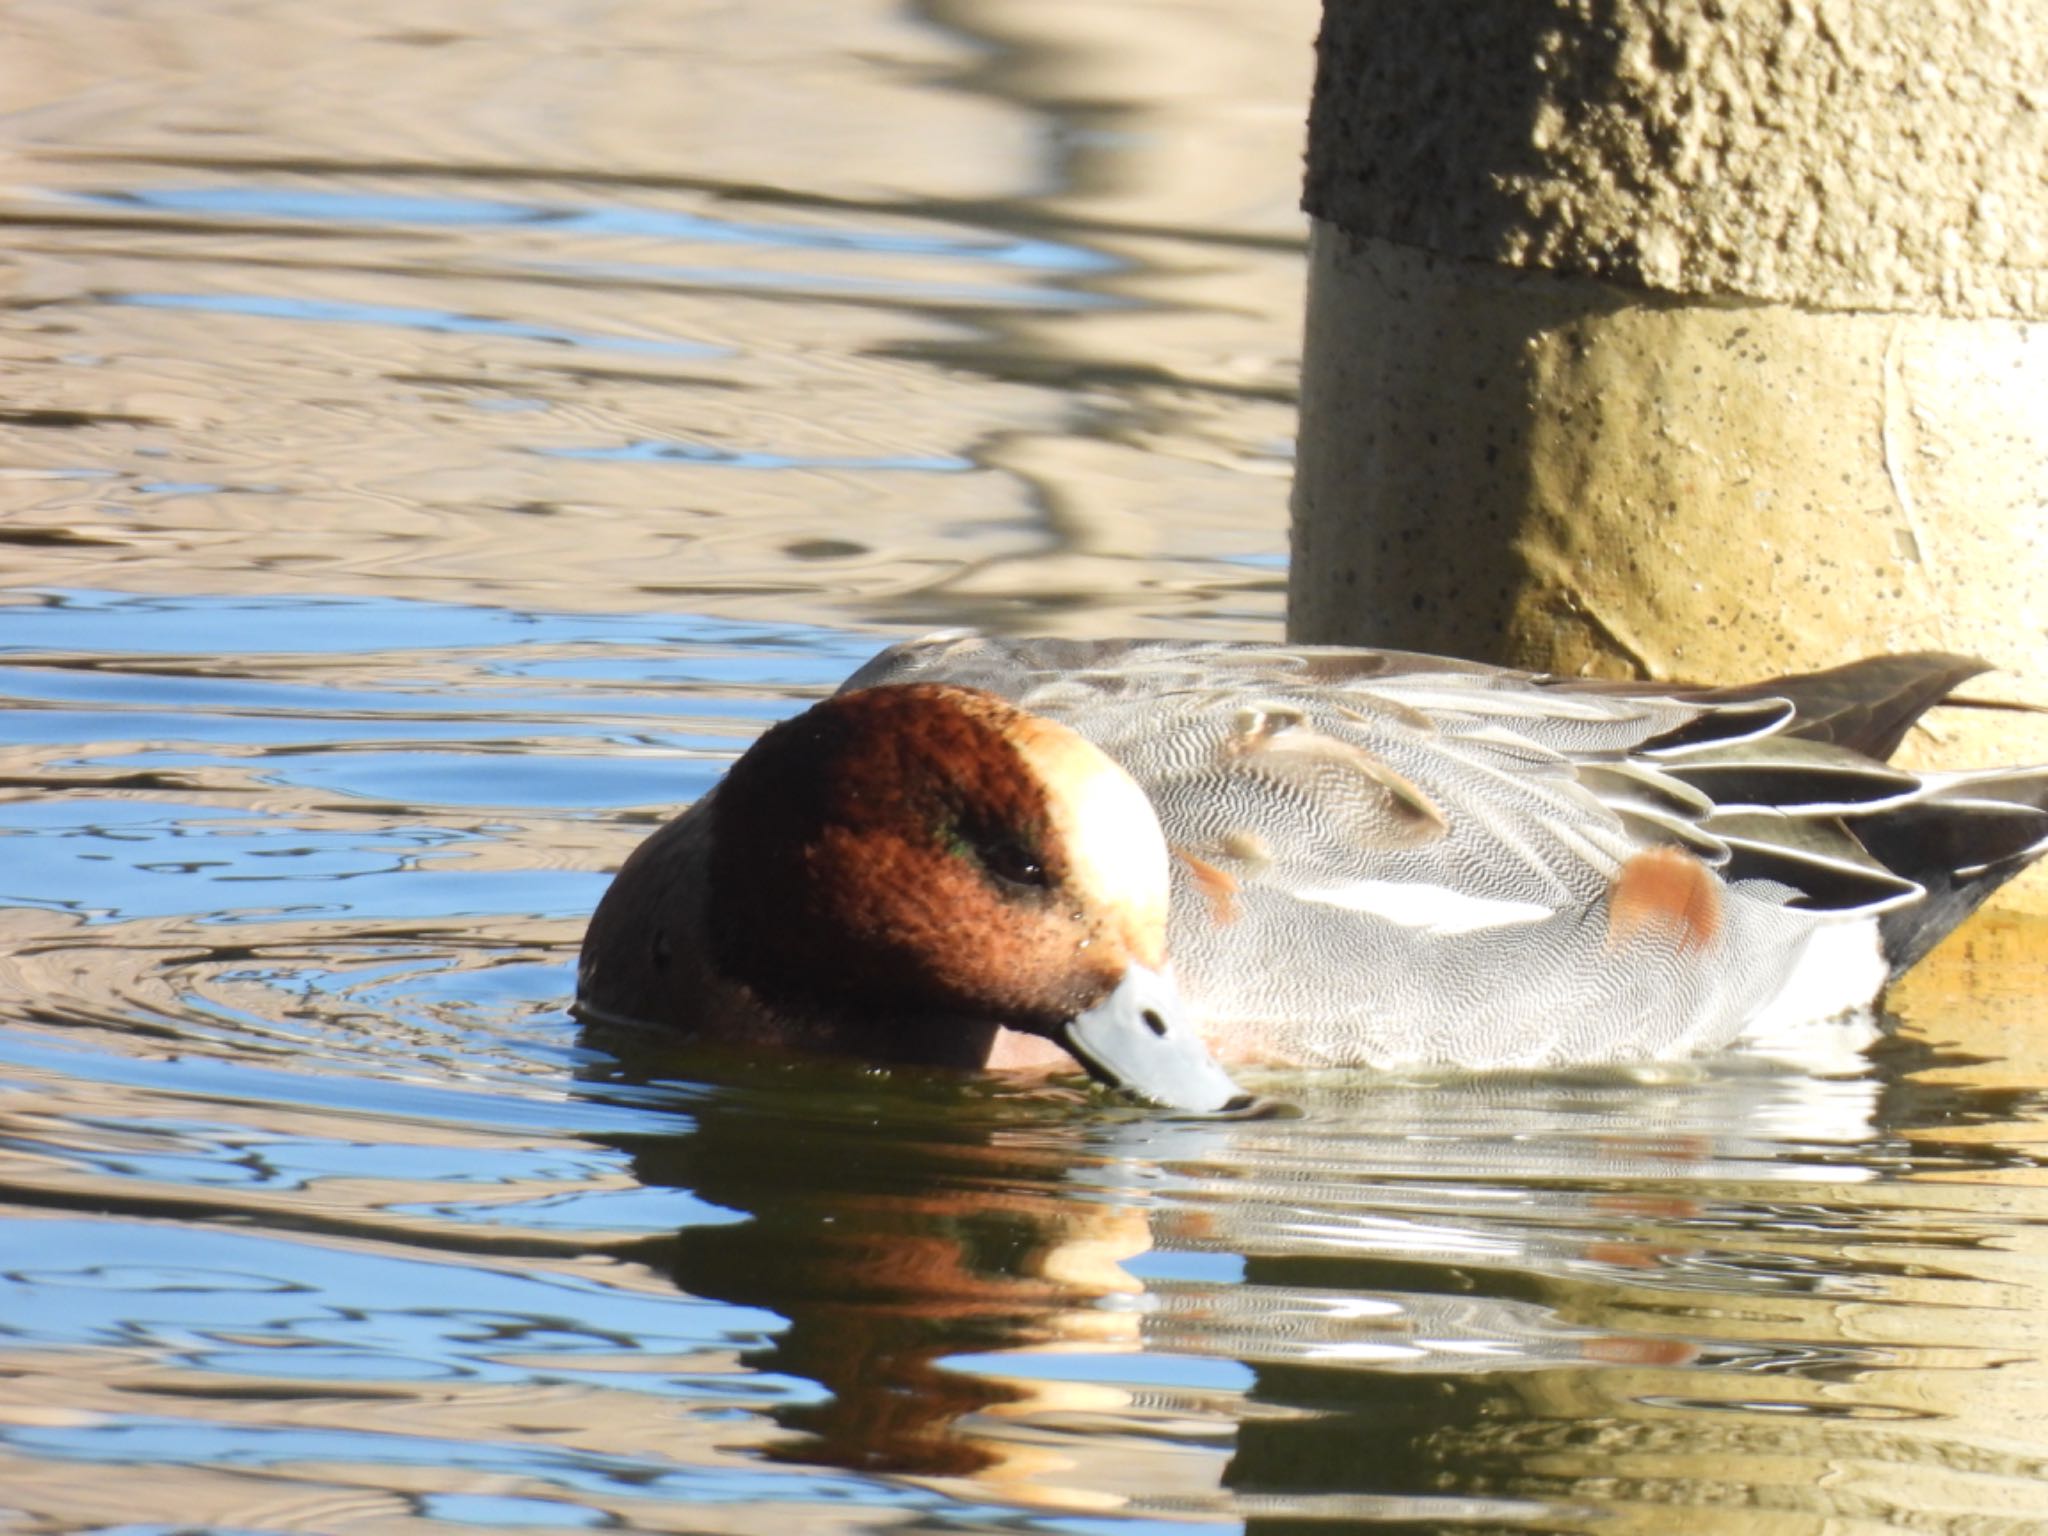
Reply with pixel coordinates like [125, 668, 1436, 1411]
[857, 634, 2047, 977]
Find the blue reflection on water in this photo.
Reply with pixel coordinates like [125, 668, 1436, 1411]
[542, 439, 977, 472]
[0, 801, 607, 923]
[392, 1185, 747, 1233]
[4, 1123, 614, 1194]
[258, 750, 721, 811]
[1123, 1250, 1247, 1285]
[941, 1349, 1255, 1394]
[84, 184, 1120, 274]
[418, 1492, 612, 1529]
[0, 588, 878, 667]
[3, 1218, 784, 1379]
[0, 1031, 663, 1137]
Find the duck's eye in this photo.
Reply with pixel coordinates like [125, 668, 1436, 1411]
[947, 813, 1052, 894]
[978, 837, 1049, 892]
[940, 808, 1056, 895]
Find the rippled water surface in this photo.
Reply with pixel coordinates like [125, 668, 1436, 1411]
[5, 4, 2048, 1533]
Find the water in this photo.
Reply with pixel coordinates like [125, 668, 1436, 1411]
[4, 3, 2048, 1532]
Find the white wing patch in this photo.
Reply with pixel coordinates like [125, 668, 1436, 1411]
[1293, 879, 1554, 936]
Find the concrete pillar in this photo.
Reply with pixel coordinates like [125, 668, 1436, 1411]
[1290, 2, 2048, 907]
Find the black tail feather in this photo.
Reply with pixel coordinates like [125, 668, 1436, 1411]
[1709, 652, 1990, 761]
[1858, 780, 2048, 972]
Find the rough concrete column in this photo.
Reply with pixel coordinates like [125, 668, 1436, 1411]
[1290, 1, 2048, 901]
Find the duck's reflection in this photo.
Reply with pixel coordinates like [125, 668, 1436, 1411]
[591, 1049, 1162, 1478]
[583, 1030, 2048, 1527]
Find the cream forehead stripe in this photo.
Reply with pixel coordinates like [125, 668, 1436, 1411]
[1010, 716, 1171, 939]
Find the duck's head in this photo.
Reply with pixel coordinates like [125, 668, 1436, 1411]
[705, 682, 1245, 1112]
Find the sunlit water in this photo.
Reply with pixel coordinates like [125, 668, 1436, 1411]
[4, 4, 2048, 1534]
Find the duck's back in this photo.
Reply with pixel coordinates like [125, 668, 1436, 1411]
[844, 637, 2047, 1070]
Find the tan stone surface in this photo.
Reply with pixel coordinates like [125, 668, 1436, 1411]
[1304, 0, 2048, 320]
[1293, 236, 2047, 666]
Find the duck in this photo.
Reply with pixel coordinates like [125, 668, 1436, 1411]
[577, 634, 2048, 1111]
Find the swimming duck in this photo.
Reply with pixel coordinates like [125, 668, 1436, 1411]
[578, 635, 2048, 1111]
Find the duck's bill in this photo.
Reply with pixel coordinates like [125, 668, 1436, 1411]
[1057, 963, 1248, 1114]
